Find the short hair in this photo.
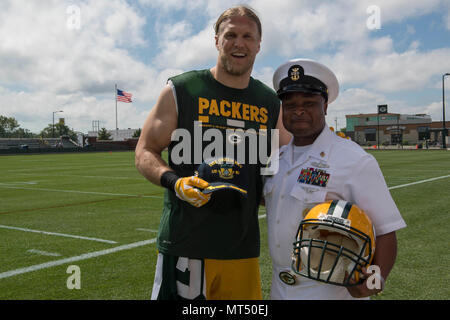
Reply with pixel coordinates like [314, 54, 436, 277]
[214, 5, 262, 38]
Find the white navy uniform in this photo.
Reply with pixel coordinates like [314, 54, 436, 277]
[264, 125, 407, 299]
[266, 58, 407, 299]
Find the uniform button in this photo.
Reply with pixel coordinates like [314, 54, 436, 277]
[276, 244, 280, 248]
[281, 195, 285, 199]
[276, 220, 280, 224]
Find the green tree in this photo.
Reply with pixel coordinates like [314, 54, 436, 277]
[13, 128, 36, 138]
[40, 123, 77, 140]
[0, 115, 20, 137]
[132, 128, 142, 138]
[97, 128, 112, 140]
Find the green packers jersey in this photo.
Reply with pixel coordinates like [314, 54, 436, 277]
[157, 69, 280, 259]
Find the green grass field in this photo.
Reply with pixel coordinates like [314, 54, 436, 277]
[0, 150, 449, 300]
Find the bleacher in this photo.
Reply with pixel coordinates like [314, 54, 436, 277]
[0, 136, 79, 152]
[0, 136, 137, 154]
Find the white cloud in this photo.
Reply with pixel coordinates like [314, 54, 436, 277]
[1, 0, 449, 135]
[153, 23, 217, 69]
[0, 0, 148, 95]
[252, 67, 275, 89]
[0, 0, 161, 132]
[159, 21, 194, 41]
[445, 6, 450, 29]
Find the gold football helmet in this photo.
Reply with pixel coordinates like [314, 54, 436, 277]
[292, 200, 376, 286]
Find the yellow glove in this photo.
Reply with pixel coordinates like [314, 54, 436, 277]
[174, 176, 211, 208]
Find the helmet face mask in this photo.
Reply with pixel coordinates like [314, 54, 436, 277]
[291, 201, 375, 287]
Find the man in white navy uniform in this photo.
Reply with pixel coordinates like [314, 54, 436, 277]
[264, 58, 407, 300]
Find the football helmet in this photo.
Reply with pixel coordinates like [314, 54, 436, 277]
[292, 200, 376, 286]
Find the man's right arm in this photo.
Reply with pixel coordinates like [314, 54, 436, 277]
[135, 85, 178, 186]
[135, 84, 211, 207]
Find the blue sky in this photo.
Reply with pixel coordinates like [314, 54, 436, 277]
[0, 0, 449, 133]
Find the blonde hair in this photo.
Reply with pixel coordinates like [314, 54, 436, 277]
[214, 5, 262, 38]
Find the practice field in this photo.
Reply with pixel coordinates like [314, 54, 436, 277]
[0, 150, 449, 300]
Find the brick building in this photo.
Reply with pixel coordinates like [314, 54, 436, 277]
[345, 113, 447, 146]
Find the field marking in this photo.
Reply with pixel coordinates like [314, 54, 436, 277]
[14, 173, 145, 181]
[0, 185, 163, 199]
[0, 239, 156, 280]
[0, 217, 267, 280]
[136, 228, 158, 232]
[0, 224, 117, 244]
[0, 174, 448, 281]
[388, 174, 450, 190]
[0, 181, 39, 186]
[5, 162, 134, 173]
[27, 249, 61, 257]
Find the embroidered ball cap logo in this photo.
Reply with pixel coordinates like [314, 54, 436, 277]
[195, 157, 248, 197]
[218, 163, 234, 179]
[289, 65, 304, 81]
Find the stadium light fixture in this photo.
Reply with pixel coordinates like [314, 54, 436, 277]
[52, 110, 64, 138]
[443, 73, 450, 149]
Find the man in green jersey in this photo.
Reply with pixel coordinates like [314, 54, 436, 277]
[135, 5, 290, 300]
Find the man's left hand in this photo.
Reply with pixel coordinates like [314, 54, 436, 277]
[346, 268, 383, 298]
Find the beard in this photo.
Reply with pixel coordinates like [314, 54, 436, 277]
[219, 53, 254, 76]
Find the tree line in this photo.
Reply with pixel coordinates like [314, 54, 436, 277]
[1, 115, 142, 141]
[0, 115, 77, 141]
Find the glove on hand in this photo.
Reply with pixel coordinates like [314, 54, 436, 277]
[174, 176, 211, 208]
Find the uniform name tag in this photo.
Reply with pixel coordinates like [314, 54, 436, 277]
[298, 167, 330, 187]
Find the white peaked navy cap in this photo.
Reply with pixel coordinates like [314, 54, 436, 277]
[273, 58, 339, 103]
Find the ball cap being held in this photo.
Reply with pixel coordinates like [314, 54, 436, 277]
[195, 157, 248, 197]
[273, 58, 339, 103]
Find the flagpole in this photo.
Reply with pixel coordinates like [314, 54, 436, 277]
[115, 84, 118, 131]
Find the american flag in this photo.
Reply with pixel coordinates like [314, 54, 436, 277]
[116, 89, 132, 103]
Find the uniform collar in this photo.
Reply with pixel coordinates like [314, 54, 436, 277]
[281, 124, 333, 167]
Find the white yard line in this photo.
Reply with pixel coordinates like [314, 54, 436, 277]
[14, 172, 144, 181]
[0, 174, 448, 281]
[0, 239, 156, 280]
[135, 228, 158, 232]
[0, 181, 39, 185]
[27, 249, 61, 257]
[0, 185, 163, 199]
[0, 225, 117, 244]
[387, 174, 450, 190]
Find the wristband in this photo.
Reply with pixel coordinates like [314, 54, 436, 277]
[160, 171, 179, 190]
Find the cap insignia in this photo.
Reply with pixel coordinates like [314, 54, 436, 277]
[288, 64, 303, 82]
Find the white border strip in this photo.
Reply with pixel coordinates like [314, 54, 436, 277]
[0, 225, 117, 244]
[227, 119, 245, 128]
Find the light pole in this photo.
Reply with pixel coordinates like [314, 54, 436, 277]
[443, 73, 450, 149]
[52, 110, 63, 138]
